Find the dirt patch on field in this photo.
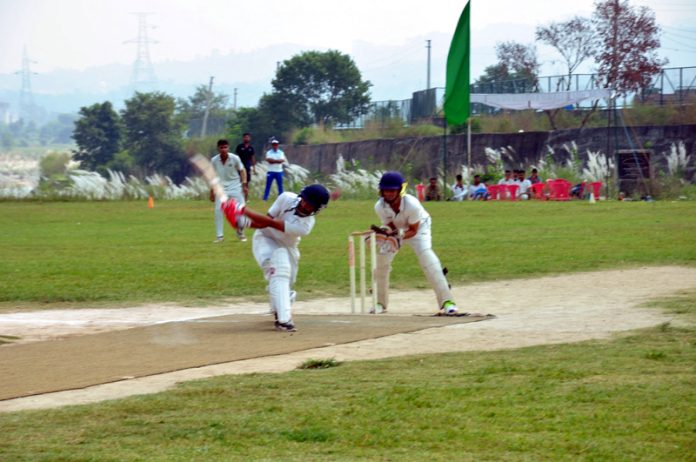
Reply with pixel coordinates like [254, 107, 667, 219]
[0, 266, 694, 412]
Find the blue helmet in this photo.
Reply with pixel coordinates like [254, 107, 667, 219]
[379, 171, 405, 191]
[298, 184, 330, 215]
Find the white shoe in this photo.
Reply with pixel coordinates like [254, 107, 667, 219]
[213, 236, 224, 243]
[237, 232, 247, 242]
[369, 303, 386, 314]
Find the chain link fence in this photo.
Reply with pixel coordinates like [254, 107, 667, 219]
[337, 66, 695, 128]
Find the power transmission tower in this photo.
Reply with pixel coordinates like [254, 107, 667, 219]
[16, 46, 37, 121]
[124, 12, 158, 91]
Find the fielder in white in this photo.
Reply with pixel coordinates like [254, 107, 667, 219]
[211, 139, 248, 243]
[221, 184, 331, 332]
[372, 171, 458, 315]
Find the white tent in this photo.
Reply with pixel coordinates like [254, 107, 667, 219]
[470, 89, 612, 111]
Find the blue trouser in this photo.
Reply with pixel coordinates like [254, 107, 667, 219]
[264, 171, 284, 200]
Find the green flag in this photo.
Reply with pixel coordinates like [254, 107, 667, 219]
[444, 1, 471, 126]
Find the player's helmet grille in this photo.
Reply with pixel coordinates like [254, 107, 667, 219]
[379, 171, 405, 190]
[299, 184, 330, 213]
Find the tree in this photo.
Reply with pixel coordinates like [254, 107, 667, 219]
[121, 92, 189, 183]
[536, 16, 596, 129]
[593, 0, 666, 94]
[177, 84, 232, 137]
[474, 42, 539, 93]
[496, 41, 540, 89]
[41, 113, 77, 146]
[536, 16, 596, 89]
[72, 102, 122, 172]
[270, 50, 372, 127]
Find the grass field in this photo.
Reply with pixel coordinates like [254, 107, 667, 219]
[0, 293, 693, 461]
[1, 200, 695, 460]
[1, 200, 695, 309]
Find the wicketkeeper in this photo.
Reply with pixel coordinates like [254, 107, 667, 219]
[372, 171, 458, 315]
[221, 184, 331, 332]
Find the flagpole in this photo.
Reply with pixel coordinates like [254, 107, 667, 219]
[443, 117, 448, 200]
[467, 117, 472, 183]
[444, 0, 470, 183]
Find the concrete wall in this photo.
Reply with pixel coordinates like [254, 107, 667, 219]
[282, 124, 696, 179]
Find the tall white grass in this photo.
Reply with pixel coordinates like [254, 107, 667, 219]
[666, 141, 692, 176]
[63, 170, 209, 200]
[582, 150, 614, 182]
[0, 154, 40, 198]
[246, 161, 310, 198]
[329, 154, 382, 198]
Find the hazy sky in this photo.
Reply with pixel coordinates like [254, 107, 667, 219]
[1, 0, 695, 87]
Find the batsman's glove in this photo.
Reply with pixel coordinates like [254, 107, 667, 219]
[221, 199, 246, 229]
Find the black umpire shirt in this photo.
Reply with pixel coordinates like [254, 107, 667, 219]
[235, 143, 256, 173]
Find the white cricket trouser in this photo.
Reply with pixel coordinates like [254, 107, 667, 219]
[214, 190, 245, 238]
[375, 218, 453, 310]
[252, 232, 300, 324]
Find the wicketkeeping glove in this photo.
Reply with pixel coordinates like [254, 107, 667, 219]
[375, 234, 401, 255]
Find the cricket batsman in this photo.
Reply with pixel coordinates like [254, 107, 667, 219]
[372, 171, 458, 315]
[222, 184, 331, 332]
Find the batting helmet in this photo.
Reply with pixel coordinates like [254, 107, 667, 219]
[298, 184, 330, 215]
[379, 171, 405, 191]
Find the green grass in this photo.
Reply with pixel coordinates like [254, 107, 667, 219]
[1, 201, 694, 460]
[1, 200, 695, 309]
[0, 293, 694, 461]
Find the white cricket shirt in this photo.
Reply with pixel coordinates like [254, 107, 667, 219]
[374, 193, 429, 231]
[265, 148, 286, 173]
[256, 192, 315, 249]
[211, 153, 244, 194]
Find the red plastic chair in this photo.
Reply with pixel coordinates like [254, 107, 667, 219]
[556, 179, 571, 201]
[590, 181, 602, 199]
[530, 183, 545, 200]
[548, 179, 571, 201]
[487, 184, 500, 200]
[504, 184, 519, 201]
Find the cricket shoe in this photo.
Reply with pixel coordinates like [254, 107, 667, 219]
[237, 230, 247, 242]
[275, 321, 297, 332]
[369, 303, 387, 314]
[439, 300, 458, 316]
[213, 236, 224, 243]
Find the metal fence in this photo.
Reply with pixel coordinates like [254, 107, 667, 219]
[336, 66, 696, 128]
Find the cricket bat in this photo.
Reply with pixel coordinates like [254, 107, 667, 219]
[189, 153, 228, 202]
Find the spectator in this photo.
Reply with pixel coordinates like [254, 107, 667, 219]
[529, 168, 542, 185]
[263, 139, 286, 201]
[571, 183, 584, 199]
[498, 170, 513, 185]
[450, 174, 468, 201]
[425, 177, 442, 201]
[517, 169, 532, 200]
[469, 175, 489, 200]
